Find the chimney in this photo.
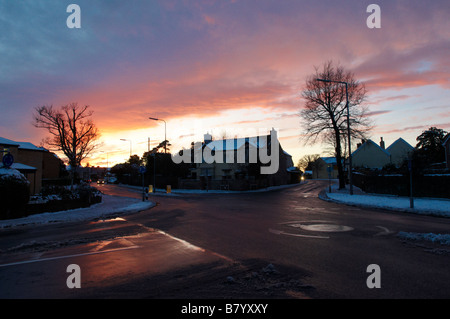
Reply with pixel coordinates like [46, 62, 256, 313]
[380, 137, 385, 149]
[204, 133, 212, 145]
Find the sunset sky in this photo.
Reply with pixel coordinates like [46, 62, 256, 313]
[1, 0, 449, 168]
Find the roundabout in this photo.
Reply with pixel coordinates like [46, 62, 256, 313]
[269, 220, 354, 239]
[290, 222, 354, 233]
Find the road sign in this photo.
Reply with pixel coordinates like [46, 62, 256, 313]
[139, 166, 146, 174]
[2, 153, 14, 168]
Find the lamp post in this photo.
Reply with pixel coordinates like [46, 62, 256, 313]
[120, 139, 132, 158]
[99, 151, 109, 169]
[148, 137, 156, 193]
[98, 151, 109, 183]
[316, 78, 353, 195]
[149, 117, 167, 153]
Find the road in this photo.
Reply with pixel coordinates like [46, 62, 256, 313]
[1, 180, 449, 299]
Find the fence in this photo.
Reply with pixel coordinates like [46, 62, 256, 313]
[352, 172, 450, 199]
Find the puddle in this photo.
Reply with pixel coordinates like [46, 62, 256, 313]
[285, 220, 353, 233]
[297, 224, 353, 232]
[90, 217, 127, 224]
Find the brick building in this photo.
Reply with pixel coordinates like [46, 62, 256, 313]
[444, 133, 450, 170]
[0, 137, 62, 194]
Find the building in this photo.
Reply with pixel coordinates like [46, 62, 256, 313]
[386, 138, 414, 167]
[312, 157, 341, 179]
[351, 137, 413, 169]
[0, 137, 62, 194]
[178, 129, 299, 190]
[443, 133, 450, 170]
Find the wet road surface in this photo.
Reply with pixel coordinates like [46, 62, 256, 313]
[1, 181, 450, 298]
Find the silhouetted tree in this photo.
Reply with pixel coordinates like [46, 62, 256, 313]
[412, 127, 448, 170]
[415, 127, 447, 162]
[300, 61, 371, 189]
[33, 103, 100, 186]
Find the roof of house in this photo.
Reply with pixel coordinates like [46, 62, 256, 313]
[0, 137, 46, 151]
[352, 139, 391, 157]
[203, 136, 268, 151]
[10, 163, 37, 171]
[0, 137, 20, 146]
[386, 137, 414, 152]
[321, 157, 338, 164]
[17, 141, 47, 151]
[443, 133, 450, 146]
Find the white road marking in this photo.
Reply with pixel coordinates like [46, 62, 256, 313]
[375, 226, 395, 236]
[269, 228, 330, 239]
[0, 245, 140, 268]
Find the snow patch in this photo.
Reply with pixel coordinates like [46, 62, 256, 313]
[0, 167, 28, 182]
[0, 195, 155, 229]
[323, 183, 450, 217]
[397, 232, 450, 245]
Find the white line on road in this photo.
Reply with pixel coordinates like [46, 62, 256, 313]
[269, 228, 330, 239]
[374, 226, 395, 236]
[0, 245, 140, 268]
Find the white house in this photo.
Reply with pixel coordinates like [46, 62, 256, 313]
[351, 137, 414, 169]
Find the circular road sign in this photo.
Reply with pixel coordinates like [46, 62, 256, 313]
[2, 153, 14, 168]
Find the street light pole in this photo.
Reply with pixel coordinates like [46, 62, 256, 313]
[147, 136, 156, 193]
[120, 139, 132, 158]
[149, 117, 167, 153]
[316, 78, 353, 195]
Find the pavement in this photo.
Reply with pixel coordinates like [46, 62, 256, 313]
[319, 181, 450, 218]
[2, 181, 450, 299]
[0, 193, 155, 229]
[2, 180, 448, 230]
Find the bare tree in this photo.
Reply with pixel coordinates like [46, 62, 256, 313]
[33, 103, 100, 183]
[297, 154, 320, 172]
[300, 61, 372, 189]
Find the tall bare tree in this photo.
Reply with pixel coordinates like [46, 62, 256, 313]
[297, 154, 320, 171]
[33, 103, 100, 175]
[300, 61, 372, 189]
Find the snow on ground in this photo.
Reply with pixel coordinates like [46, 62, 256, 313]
[321, 181, 450, 245]
[0, 195, 155, 229]
[0, 167, 28, 181]
[322, 181, 450, 218]
[0, 183, 302, 229]
[397, 232, 450, 245]
[126, 182, 302, 195]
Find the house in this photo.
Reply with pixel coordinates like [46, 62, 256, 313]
[351, 137, 414, 169]
[312, 157, 340, 179]
[386, 138, 414, 166]
[443, 133, 450, 170]
[0, 137, 62, 194]
[177, 129, 299, 190]
[352, 139, 391, 169]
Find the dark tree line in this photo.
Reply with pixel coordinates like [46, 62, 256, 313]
[110, 141, 191, 187]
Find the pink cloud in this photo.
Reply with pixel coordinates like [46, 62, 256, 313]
[15, 0, 448, 152]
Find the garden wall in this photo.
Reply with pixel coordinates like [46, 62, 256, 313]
[352, 173, 450, 199]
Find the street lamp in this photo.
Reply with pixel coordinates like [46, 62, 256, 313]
[316, 78, 353, 195]
[99, 151, 109, 170]
[149, 117, 167, 153]
[120, 139, 132, 158]
[99, 151, 109, 183]
[149, 136, 156, 193]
